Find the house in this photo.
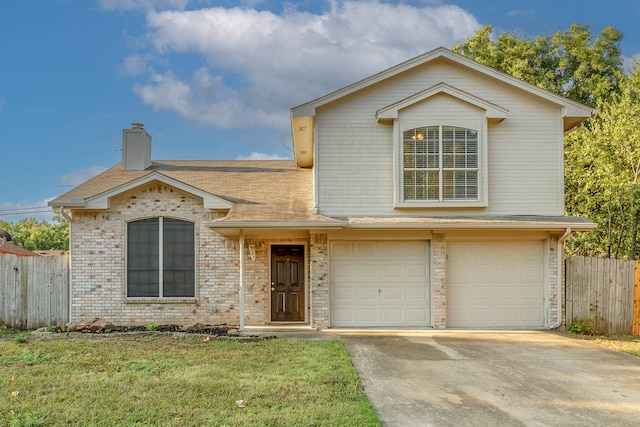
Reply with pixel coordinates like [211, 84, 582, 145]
[50, 47, 596, 330]
[0, 242, 40, 257]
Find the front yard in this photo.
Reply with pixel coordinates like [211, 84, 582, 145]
[0, 330, 379, 426]
[585, 334, 640, 357]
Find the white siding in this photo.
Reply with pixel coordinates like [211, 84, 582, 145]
[315, 60, 563, 216]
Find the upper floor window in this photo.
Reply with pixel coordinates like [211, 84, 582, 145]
[403, 125, 478, 202]
[127, 217, 195, 298]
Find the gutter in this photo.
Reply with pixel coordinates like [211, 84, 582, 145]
[550, 227, 572, 329]
[58, 206, 73, 222]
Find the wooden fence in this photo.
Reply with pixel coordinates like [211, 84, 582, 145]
[0, 254, 69, 329]
[565, 256, 640, 335]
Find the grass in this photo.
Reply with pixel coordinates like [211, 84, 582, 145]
[0, 332, 380, 426]
[589, 335, 640, 357]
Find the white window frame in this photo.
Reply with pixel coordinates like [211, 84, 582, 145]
[394, 119, 488, 208]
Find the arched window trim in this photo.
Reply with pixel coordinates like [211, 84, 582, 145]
[394, 119, 488, 208]
[126, 216, 196, 299]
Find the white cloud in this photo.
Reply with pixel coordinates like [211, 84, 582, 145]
[127, 0, 480, 130]
[58, 166, 108, 187]
[236, 151, 290, 160]
[120, 54, 154, 75]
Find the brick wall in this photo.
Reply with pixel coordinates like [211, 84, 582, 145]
[549, 233, 561, 327]
[309, 233, 329, 329]
[70, 183, 242, 326]
[431, 233, 447, 328]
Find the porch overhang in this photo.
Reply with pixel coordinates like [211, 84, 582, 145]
[206, 215, 596, 238]
[205, 221, 346, 238]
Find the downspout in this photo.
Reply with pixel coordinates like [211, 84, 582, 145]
[550, 227, 571, 329]
[239, 230, 245, 332]
[59, 206, 72, 222]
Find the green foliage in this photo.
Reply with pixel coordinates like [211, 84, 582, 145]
[455, 23, 640, 258]
[9, 414, 44, 427]
[0, 349, 51, 365]
[568, 318, 599, 336]
[565, 64, 640, 258]
[0, 214, 69, 251]
[13, 333, 29, 344]
[144, 322, 157, 331]
[453, 24, 624, 107]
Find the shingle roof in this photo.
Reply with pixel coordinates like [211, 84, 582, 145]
[0, 242, 40, 257]
[50, 160, 337, 224]
[49, 160, 596, 231]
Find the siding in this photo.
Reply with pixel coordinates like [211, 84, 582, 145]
[315, 59, 563, 217]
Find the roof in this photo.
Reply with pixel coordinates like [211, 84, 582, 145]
[0, 242, 40, 257]
[292, 47, 594, 122]
[50, 160, 333, 224]
[290, 47, 595, 167]
[341, 215, 597, 232]
[50, 160, 596, 235]
[208, 214, 596, 233]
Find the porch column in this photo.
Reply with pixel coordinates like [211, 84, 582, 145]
[239, 231, 245, 331]
[549, 233, 561, 328]
[309, 233, 329, 329]
[432, 232, 447, 328]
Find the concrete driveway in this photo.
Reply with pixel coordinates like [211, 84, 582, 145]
[338, 330, 640, 426]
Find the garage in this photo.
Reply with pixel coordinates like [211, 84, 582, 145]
[447, 241, 546, 328]
[330, 241, 430, 327]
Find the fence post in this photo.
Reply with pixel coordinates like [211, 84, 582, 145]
[634, 261, 640, 336]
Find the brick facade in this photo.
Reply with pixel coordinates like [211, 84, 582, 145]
[69, 183, 563, 329]
[309, 233, 329, 329]
[431, 233, 447, 328]
[70, 183, 241, 326]
[69, 184, 318, 327]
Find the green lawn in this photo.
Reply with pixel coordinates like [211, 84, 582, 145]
[0, 331, 380, 426]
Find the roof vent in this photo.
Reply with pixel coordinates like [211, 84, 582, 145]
[122, 122, 152, 171]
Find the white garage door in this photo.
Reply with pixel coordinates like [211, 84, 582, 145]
[330, 241, 430, 327]
[447, 241, 545, 328]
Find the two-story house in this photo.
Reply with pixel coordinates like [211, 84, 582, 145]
[50, 47, 596, 330]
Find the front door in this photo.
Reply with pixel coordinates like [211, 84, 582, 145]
[271, 245, 305, 321]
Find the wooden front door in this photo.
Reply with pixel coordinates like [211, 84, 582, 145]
[271, 245, 305, 321]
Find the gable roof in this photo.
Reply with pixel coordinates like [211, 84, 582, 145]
[49, 160, 338, 226]
[0, 242, 40, 257]
[290, 47, 595, 167]
[375, 82, 509, 123]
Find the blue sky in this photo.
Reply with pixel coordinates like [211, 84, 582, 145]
[2, 0, 640, 222]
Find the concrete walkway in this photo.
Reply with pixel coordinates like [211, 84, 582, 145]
[335, 330, 640, 427]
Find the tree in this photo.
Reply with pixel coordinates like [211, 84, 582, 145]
[453, 24, 624, 107]
[0, 214, 69, 251]
[565, 65, 640, 258]
[454, 24, 638, 258]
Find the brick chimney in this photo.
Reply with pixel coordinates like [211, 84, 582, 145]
[122, 123, 152, 170]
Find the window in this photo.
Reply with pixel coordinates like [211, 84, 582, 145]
[127, 218, 195, 298]
[403, 125, 478, 201]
